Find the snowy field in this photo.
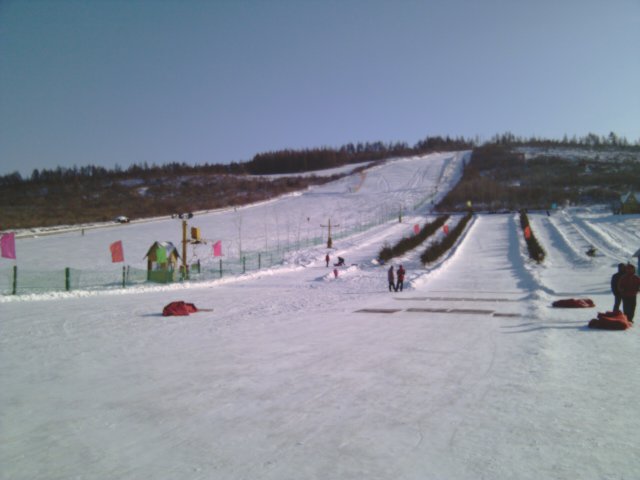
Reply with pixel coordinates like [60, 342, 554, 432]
[1, 151, 640, 480]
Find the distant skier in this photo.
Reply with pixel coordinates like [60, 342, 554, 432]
[334, 257, 345, 267]
[617, 264, 640, 323]
[333, 268, 339, 279]
[395, 265, 406, 292]
[611, 263, 626, 312]
[325, 253, 330, 267]
[388, 265, 396, 292]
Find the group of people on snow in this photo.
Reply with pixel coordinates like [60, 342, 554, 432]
[325, 253, 345, 268]
[387, 265, 406, 292]
[326, 253, 407, 292]
[324, 255, 638, 311]
[611, 263, 640, 323]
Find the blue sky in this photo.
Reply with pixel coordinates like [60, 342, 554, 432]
[1, 0, 639, 177]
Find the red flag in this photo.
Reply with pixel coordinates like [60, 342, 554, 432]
[0, 232, 16, 259]
[524, 226, 531, 240]
[413, 224, 420, 235]
[110, 240, 124, 263]
[213, 240, 222, 257]
[443, 224, 449, 235]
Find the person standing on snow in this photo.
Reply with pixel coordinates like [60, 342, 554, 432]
[388, 265, 396, 292]
[611, 263, 626, 312]
[325, 253, 330, 267]
[395, 265, 406, 292]
[617, 264, 640, 323]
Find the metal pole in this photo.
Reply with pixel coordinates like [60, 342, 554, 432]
[182, 220, 188, 279]
[12, 265, 17, 295]
[65, 267, 70, 291]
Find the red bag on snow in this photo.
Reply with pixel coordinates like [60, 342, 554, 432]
[588, 311, 631, 330]
[162, 301, 199, 316]
[552, 298, 595, 308]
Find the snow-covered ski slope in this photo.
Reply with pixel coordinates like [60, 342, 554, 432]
[4, 151, 466, 272]
[2, 152, 640, 480]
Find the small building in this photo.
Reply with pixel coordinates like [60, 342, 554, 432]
[620, 192, 640, 214]
[145, 241, 181, 283]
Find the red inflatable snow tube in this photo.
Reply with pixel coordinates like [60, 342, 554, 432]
[552, 298, 595, 308]
[162, 301, 199, 316]
[588, 311, 632, 331]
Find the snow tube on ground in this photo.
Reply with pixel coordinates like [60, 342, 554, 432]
[162, 301, 199, 316]
[552, 298, 595, 308]
[588, 311, 631, 330]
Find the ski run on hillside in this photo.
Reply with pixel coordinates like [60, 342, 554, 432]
[2, 152, 639, 480]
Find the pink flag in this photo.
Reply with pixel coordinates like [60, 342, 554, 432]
[110, 240, 124, 263]
[443, 224, 449, 235]
[0, 232, 16, 259]
[213, 240, 222, 257]
[413, 224, 420, 235]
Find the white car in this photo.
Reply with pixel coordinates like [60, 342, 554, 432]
[114, 216, 130, 224]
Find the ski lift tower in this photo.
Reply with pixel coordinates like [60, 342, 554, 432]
[176, 212, 194, 278]
[320, 218, 339, 249]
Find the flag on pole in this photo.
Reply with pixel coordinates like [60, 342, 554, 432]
[213, 240, 222, 257]
[443, 224, 449, 235]
[110, 240, 124, 263]
[524, 226, 532, 240]
[413, 224, 420, 235]
[0, 232, 16, 259]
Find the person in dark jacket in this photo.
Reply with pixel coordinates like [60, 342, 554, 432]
[387, 265, 396, 292]
[611, 263, 626, 312]
[395, 265, 406, 292]
[325, 253, 330, 267]
[618, 264, 640, 323]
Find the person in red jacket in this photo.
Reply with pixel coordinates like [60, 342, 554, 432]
[395, 265, 406, 292]
[617, 264, 640, 323]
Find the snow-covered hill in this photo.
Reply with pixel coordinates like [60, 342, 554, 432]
[1, 152, 639, 480]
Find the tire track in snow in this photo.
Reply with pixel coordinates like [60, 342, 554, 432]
[569, 213, 635, 261]
[530, 215, 590, 267]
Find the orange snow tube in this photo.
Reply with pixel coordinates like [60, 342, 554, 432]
[588, 311, 631, 330]
[552, 298, 595, 308]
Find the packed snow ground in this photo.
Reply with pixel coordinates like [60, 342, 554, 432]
[1, 152, 640, 480]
